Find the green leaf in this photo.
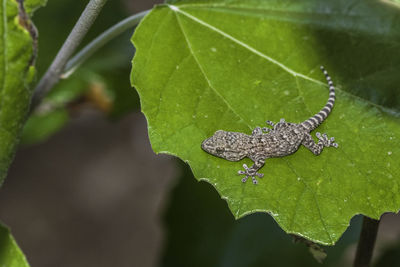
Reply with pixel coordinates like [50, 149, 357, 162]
[131, 0, 400, 245]
[0, 223, 30, 267]
[21, 108, 69, 145]
[0, 0, 46, 185]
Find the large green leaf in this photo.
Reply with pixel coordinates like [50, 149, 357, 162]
[131, 0, 400, 245]
[0, 0, 46, 184]
[0, 223, 30, 267]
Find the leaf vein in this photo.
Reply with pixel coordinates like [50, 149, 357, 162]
[284, 159, 333, 243]
[288, 183, 307, 230]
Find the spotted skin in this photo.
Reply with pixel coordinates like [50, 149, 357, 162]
[201, 66, 338, 184]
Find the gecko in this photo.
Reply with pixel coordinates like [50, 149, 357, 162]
[201, 66, 338, 184]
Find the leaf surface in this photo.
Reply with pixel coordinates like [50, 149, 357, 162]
[0, 0, 46, 184]
[131, 0, 400, 245]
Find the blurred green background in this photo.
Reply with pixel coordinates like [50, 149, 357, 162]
[0, 0, 399, 266]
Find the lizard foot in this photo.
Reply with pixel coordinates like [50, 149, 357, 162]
[238, 164, 264, 184]
[316, 132, 339, 148]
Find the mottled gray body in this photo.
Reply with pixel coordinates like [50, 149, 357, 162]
[201, 66, 338, 184]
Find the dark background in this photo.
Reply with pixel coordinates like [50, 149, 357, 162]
[0, 0, 399, 266]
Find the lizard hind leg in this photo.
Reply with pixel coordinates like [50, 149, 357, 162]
[302, 132, 338, 155]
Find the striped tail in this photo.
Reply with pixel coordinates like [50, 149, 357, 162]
[301, 66, 335, 131]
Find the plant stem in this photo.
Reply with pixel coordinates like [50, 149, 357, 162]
[31, 0, 108, 110]
[63, 10, 149, 78]
[354, 216, 380, 267]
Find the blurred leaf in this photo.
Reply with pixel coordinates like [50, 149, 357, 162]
[132, 0, 400, 245]
[45, 76, 89, 104]
[161, 162, 361, 267]
[22, 71, 112, 145]
[21, 74, 86, 146]
[0, 223, 30, 267]
[21, 108, 69, 145]
[388, 0, 400, 5]
[0, 0, 46, 185]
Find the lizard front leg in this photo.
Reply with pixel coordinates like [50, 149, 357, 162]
[238, 157, 265, 184]
[262, 120, 276, 133]
[302, 132, 338, 155]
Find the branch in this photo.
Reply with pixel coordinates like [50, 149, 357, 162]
[63, 10, 149, 78]
[31, 0, 108, 110]
[354, 216, 380, 267]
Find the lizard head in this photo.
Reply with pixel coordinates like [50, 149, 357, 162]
[201, 130, 248, 161]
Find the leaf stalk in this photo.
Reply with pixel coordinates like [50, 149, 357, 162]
[62, 10, 149, 78]
[31, 0, 109, 110]
[353, 216, 380, 267]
